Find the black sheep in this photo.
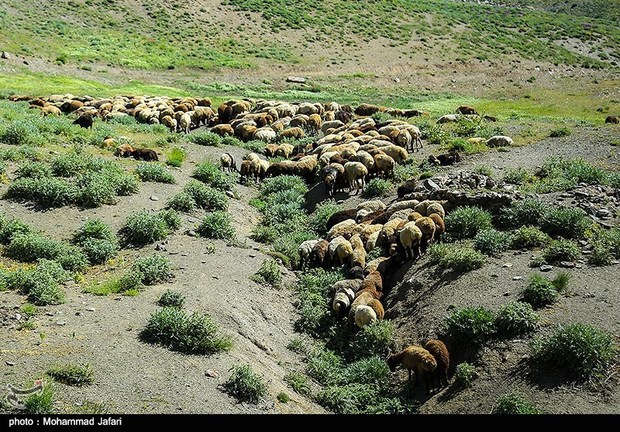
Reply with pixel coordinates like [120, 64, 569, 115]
[131, 148, 159, 161]
[73, 114, 93, 129]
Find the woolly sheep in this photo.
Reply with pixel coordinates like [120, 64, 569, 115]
[161, 115, 177, 132]
[437, 114, 459, 124]
[425, 202, 445, 219]
[276, 143, 295, 159]
[357, 200, 386, 214]
[354, 305, 377, 328]
[310, 239, 330, 268]
[220, 152, 237, 173]
[365, 256, 391, 275]
[179, 113, 192, 134]
[336, 239, 354, 266]
[350, 244, 366, 269]
[428, 213, 445, 243]
[327, 209, 357, 230]
[348, 291, 374, 321]
[365, 230, 381, 252]
[387, 199, 420, 213]
[367, 298, 385, 320]
[399, 221, 423, 260]
[253, 127, 277, 143]
[424, 339, 450, 391]
[415, 217, 436, 251]
[327, 218, 357, 240]
[210, 124, 234, 137]
[281, 127, 306, 140]
[397, 179, 417, 198]
[380, 145, 408, 164]
[298, 239, 319, 270]
[344, 161, 368, 195]
[486, 135, 514, 147]
[374, 153, 395, 179]
[328, 236, 348, 265]
[387, 345, 437, 394]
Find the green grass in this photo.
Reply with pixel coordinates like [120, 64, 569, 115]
[222, 365, 267, 404]
[362, 178, 392, 198]
[72, 219, 119, 264]
[284, 371, 311, 396]
[493, 391, 542, 414]
[428, 243, 486, 273]
[250, 258, 283, 287]
[454, 363, 477, 388]
[532, 323, 617, 380]
[197, 211, 235, 240]
[23, 382, 55, 414]
[5, 232, 88, 272]
[122, 209, 179, 246]
[141, 307, 232, 355]
[166, 146, 186, 167]
[495, 301, 539, 337]
[135, 163, 176, 184]
[158, 290, 185, 308]
[474, 229, 511, 257]
[521, 274, 559, 308]
[445, 306, 496, 345]
[131, 254, 171, 285]
[445, 207, 493, 240]
[47, 363, 94, 386]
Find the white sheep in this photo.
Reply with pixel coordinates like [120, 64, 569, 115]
[344, 161, 369, 195]
[179, 112, 192, 134]
[298, 239, 319, 269]
[486, 135, 514, 147]
[399, 221, 423, 259]
[354, 305, 377, 328]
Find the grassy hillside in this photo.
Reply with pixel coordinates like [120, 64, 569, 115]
[0, 0, 618, 71]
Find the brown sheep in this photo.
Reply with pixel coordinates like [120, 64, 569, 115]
[360, 270, 383, 293]
[308, 113, 322, 132]
[387, 345, 437, 394]
[266, 160, 297, 177]
[310, 239, 329, 268]
[73, 113, 93, 129]
[211, 124, 234, 137]
[131, 148, 159, 161]
[264, 143, 279, 158]
[239, 160, 253, 183]
[456, 105, 479, 116]
[326, 209, 358, 230]
[367, 298, 385, 320]
[606, 115, 619, 124]
[114, 144, 134, 158]
[281, 126, 306, 140]
[424, 339, 450, 391]
[355, 103, 381, 116]
[428, 213, 445, 244]
[40, 105, 62, 117]
[397, 179, 417, 198]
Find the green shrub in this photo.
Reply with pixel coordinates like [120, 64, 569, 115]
[47, 364, 94, 386]
[197, 211, 235, 240]
[251, 258, 282, 286]
[532, 323, 617, 379]
[454, 363, 477, 388]
[158, 290, 185, 308]
[184, 181, 228, 211]
[509, 226, 550, 249]
[0, 218, 33, 244]
[538, 158, 607, 186]
[123, 210, 177, 246]
[5, 233, 87, 271]
[118, 270, 144, 292]
[51, 152, 89, 177]
[132, 254, 171, 285]
[166, 146, 186, 167]
[222, 364, 267, 404]
[135, 163, 176, 184]
[503, 167, 534, 185]
[193, 161, 235, 191]
[309, 200, 340, 235]
[541, 239, 580, 263]
[189, 132, 222, 147]
[586, 227, 620, 266]
[221, 136, 243, 147]
[15, 161, 52, 178]
[294, 269, 344, 336]
[362, 178, 392, 197]
[23, 383, 55, 414]
[500, 198, 549, 229]
[549, 127, 571, 137]
[495, 301, 539, 337]
[75, 172, 116, 207]
[167, 192, 196, 212]
[349, 320, 395, 360]
[474, 229, 510, 256]
[8, 260, 69, 305]
[521, 274, 558, 308]
[260, 175, 308, 198]
[540, 207, 592, 239]
[428, 243, 486, 273]
[141, 307, 232, 354]
[552, 271, 571, 292]
[277, 392, 290, 403]
[307, 346, 344, 386]
[492, 391, 542, 414]
[446, 306, 496, 345]
[284, 371, 311, 396]
[7, 177, 76, 207]
[445, 206, 492, 240]
[1, 120, 41, 146]
[73, 219, 119, 264]
[273, 229, 316, 269]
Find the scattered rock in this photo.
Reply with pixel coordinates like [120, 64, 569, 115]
[249, 254, 257, 258]
[186, 230, 197, 237]
[539, 265, 553, 272]
[45, 312, 54, 316]
[286, 76, 306, 84]
[75, 312, 82, 316]
[181, 252, 189, 257]
[86, 307, 95, 312]
[512, 276, 523, 281]
[150, 195, 159, 201]
[502, 262, 513, 268]
[424, 178, 441, 191]
[502, 291, 510, 296]
[14, 313, 21, 321]
[155, 243, 167, 251]
[5, 361, 15, 366]
[56, 321, 67, 326]
[1, 51, 10, 59]
[559, 261, 576, 268]
[204, 369, 219, 378]
[212, 275, 219, 280]
[226, 191, 235, 198]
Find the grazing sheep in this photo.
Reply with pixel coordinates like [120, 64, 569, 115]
[413, 200, 433, 215]
[344, 161, 369, 195]
[40, 105, 62, 117]
[399, 221, 423, 260]
[73, 113, 93, 128]
[258, 159, 270, 181]
[327, 218, 357, 240]
[387, 345, 437, 394]
[425, 202, 445, 219]
[355, 103, 381, 116]
[456, 105, 478, 115]
[348, 265, 365, 280]
[437, 114, 460, 124]
[298, 239, 319, 269]
[387, 199, 420, 213]
[415, 217, 436, 251]
[264, 143, 279, 157]
[179, 113, 192, 134]
[114, 144, 135, 157]
[253, 127, 277, 143]
[354, 305, 377, 328]
[486, 135, 513, 147]
[348, 291, 375, 321]
[397, 126, 423, 152]
[294, 155, 318, 182]
[328, 236, 348, 266]
[239, 160, 252, 183]
[220, 152, 237, 173]
[380, 217, 406, 244]
[266, 160, 297, 177]
[281, 127, 306, 140]
[357, 200, 386, 214]
[161, 115, 178, 132]
[361, 270, 383, 293]
[428, 213, 445, 243]
[424, 339, 450, 391]
[365, 230, 381, 252]
[483, 115, 497, 122]
[374, 153, 395, 179]
[333, 288, 355, 317]
[367, 298, 384, 320]
[380, 145, 408, 164]
[211, 124, 234, 137]
[102, 136, 117, 149]
[350, 243, 366, 269]
[322, 165, 340, 197]
[310, 239, 330, 268]
[336, 238, 354, 266]
[276, 143, 295, 159]
[605, 115, 619, 124]
[131, 148, 159, 161]
[365, 256, 391, 275]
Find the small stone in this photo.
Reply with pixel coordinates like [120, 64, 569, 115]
[1, 51, 10, 59]
[249, 254, 257, 258]
[539, 265, 553, 272]
[15, 313, 22, 321]
[181, 253, 189, 257]
[226, 191, 235, 198]
[490, 273, 499, 278]
[286, 76, 306, 83]
[575, 264, 583, 269]
[582, 250, 592, 255]
[597, 208, 611, 218]
[46, 312, 55, 316]
[559, 261, 576, 268]
[155, 243, 167, 251]
[502, 262, 513, 268]
[584, 293, 595, 298]
[503, 291, 510, 296]
[5, 361, 15, 366]
[612, 260, 620, 265]
[150, 195, 159, 201]
[75, 312, 82, 316]
[56, 321, 67, 326]
[204, 369, 219, 378]
[187, 230, 197, 237]
[179, 266, 186, 270]
[579, 240, 588, 246]
[201, 260, 207, 264]
[512, 276, 523, 281]
[86, 307, 95, 312]
[337, 200, 346, 204]
[212, 275, 219, 280]
[114, 296, 122, 301]
[188, 218, 197, 223]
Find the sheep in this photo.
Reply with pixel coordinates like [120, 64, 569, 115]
[359, 224, 383, 244]
[114, 144, 134, 157]
[344, 161, 368, 195]
[428, 213, 445, 243]
[336, 238, 354, 266]
[161, 115, 178, 132]
[349, 150, 375, 175]
[399, 221, 423, 260]
[387, 345, 437, 394]
[367, 298, 385, 320]
[333, 289, 355, 317]
[281, 127, 306, 140]
[102, 136, 117, 149]
[131, 148, 159, 161]
[413, 200, 433, 215]
[211, 124, 234, 136]
[220, 152, 237, 173]
[456, 105, 478, 115]
[321, 120, 345, 134]
[380, 217, 406, 244]
[308, 113, 322, 132]
[73, 113, 93, 129]
[428, 151, 462, 166]
[294, 155, 318, 182]
[354, 103, 381, 116]
[239, 160, 252, 183]
[310, 239, 330, 268]
[357, 200, 386, 214]
[374, 153, 395, 179]
[264, 143, 280, 157]
[415, 217, 436, 251]
[328, 236, 348, 266]
[321, 165, 340, 197]
[354, 305, 377, 328]
[437, 114, 459, 124]
[179, 113, 192, 134]
[350, 243, 366, 269]
[348, 265, 365, 280]
[348, 291, 375, 321]
[266, 160, 297, 177]
[396, 126, 423, 152]
[298, 239, 319, 270]
[40, 105, 62, 117]
[389, 209, 414, 221]
[425, 201, 445, 218]
[424, 339, 450, 391]
[387, 199, 420, 213]
[365, 256, 391, 275]
[361, 270, 383, 294]
[253, 127, 277, 143]
[380, 145, 408, 164]
[397, 179, 417, 198]
[605, 115, 619, 124]
[258, 159, 270, 181]
[276, 143, 295, 159]
[486, 135, 513, 147]
[235, 123, 257, 141]
[327, 218, 357, 240]
[365, 230, 381, 252]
